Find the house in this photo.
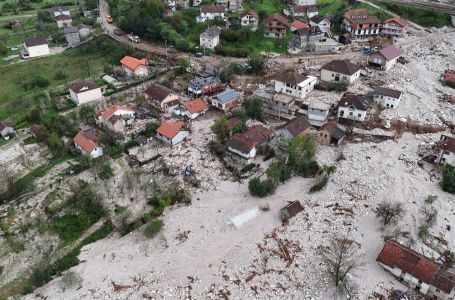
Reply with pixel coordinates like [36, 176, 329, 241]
[263, 13, 289, 39]
[97, 106, 135, 132]
[145, 83, 180, 113]
[176, 0, 189, 9]
[337, 93, 373, 122]
[22, 37, 50, 59]
[291, 5, 318, 18]
[436, 135, 455, 166]
[277, 115, 311, 142]
[382, 16, 408, 37]
[273, 72, 317, 99]
[292, 26, 325, 48]
[367, 86, 402, 109]
[204, 57, 222, 77]
[311, 38, 340, 53]
[197, 5, 225, 22]
[77, 24, 93, 38]
[309, 15, 331, 35]
[177, 98, 209, 119]
[64, 26, 80, 46]
[308, 101, 331, 122]
[73, 130, 103, 158]
[200, 26, 221, 49]
[377, 240, 455, 299]
[211, 89, 241, 111]
[227, 125, 274, 160]
[120, 56, 149, 77]
[289, 20, 307, 32]
[293, 0, 316, 6]
[316, 122, 345, 145]
[156, 121, 190, 145]
[215, 0, 242, 12]
[56, 14, 72, 28]
[342, 9, 382, 39]
[0, 122, 14, 140]
[320, 60, 361, 84]
[240, 9, 259, 31]
[69, 80, 103, 106]
[53, 6, 70, 17]
[188, 76, 222, 96]
[253, 89, 295, 114]
[367, 44, 401, 71]
[279, 201, 304, 220]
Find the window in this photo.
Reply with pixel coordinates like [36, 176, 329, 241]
[357, 113, 361, 117]
[339, 110, 344, 116]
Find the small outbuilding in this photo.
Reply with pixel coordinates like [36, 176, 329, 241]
[69, 80, 103, 106]
[279, 201, 304, 220]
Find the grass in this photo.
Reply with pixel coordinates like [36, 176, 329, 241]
[317, 0, 346, 16]
[223, 29, 293, 54]
[243, 0, 284, 15]
[144, 219, 164, 238]
[374, 1, 452, 27]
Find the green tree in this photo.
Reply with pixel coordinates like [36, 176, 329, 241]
[178, 20, 189, 34]
[248, 54, 264, 75]
[211, 117, 230, 144]
[78, 105, 95, 124]
[47, 132, 62, 154]
[243, 97, 263, 121]
[98, 161, 114, 180]
[266, 161, 291, 186]
[287, 134, 316, 162]
[178, 57, 190, 74]
[144, 122, 159, 136]
[248, 178, 273, 198]
[442, 165, 455, 194]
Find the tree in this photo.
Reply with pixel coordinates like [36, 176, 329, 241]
[78, 105, 95, 124]
[248, 54, 264, 75]
[37, 10, 53, 23]
[243, 97, 263, 121]
[266, 161, 291, 186]
[441, 165, 455, 194]
[178, 57, 190, 74]
[421, 206, 437, 226]
[178, 20, 189, 34]
[287, 134, 316, 162]
[322, 238, 362, 298]
[248, 178, 274, 197]
[47, 132, 63, 154]
[98, 161, 114, 180]
[211, 117, 230, 144]
[376, 201, 404, 225]
[144, 122, 159, 136]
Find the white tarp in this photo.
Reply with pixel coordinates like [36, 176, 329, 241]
[229, 207, 260, 229]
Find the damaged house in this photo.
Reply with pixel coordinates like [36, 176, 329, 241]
[145, 83, 180, 113]
[156, 121, 190, 145]
[97, 106, 136, 132]
[292, 25, 325, 49]
[436, 135, 455, 166]
[227, 125, 274, 161]
[367, 44, 401, 71]
[337, 93, 373, 123]
[367, 86, 402, 109]
[316, 122, 345, 145]
[176, 98, 209, 120]
[188, 76, 222, 96]
[272, 72, 317, 99]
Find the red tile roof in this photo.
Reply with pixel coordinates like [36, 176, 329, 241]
[101, 106, 134, 120]
[290, 20, 307, 30]
[379, 44, 401, 61]
[263, 13, 289, 27]
[73, 130, 100, 154]
[181, 98, 209, 114]
[227, 125, 274, 154]
[377, 240, 440, 284]
[240, 9, 258, 19]
[120, 56, 148, 71]
[384, 16, 408, 27]
[156, 121, 186, 139]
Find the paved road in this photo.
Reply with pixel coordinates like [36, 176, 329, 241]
[98, 0, 175, 58]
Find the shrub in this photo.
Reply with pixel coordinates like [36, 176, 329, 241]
[259, 203, 270, 212]
[376, 201, 404, 225]
[425, 195, 438, 204]
[309, 175, 329, 193]
[418, 224, 430, 240]
[248, 178, 274, 198]
[98, 161, 114, 180]
[240, 163, 256, 174]
[144, 220, 163, 238]
[215, 45, 250, 57]
[266, 161, 291, 185]
[441, 165, 455, 194]
[208, 140, 225, 157]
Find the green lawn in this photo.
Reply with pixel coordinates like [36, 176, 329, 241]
[317, 0, 346, 16]
[223, 29, 293, 54]
[243, 0, 284, 15]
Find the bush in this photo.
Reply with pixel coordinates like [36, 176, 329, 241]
[309, 175, 329, 193]
[259, 203, 270, 212]
[240, 163, 256, 174]
[441, 165, 455, 194]
[208, 140, 225, 157]
[248, 178, 274, 198]
[328, 80, 349, 92]
[425, 195, 438, 204]
[215, 45, 250, 58]
[98, 161, 114, 180]
[144, 220, 163, 238]
[418, 224, 430, 240]
[266, 161, 291, 185]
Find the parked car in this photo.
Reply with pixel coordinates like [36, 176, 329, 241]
[113, 29, 123, 35]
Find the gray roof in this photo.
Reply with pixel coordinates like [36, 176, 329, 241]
[202, 26, 221, 37]
[53, 5, 69, 12]
[216, 89, 240, 104]
[378, 44, 401, 61]
[188, 76, 219, 89]
[25, 36, 47, 47]
[367, 86, 402, 99]
[64, 26, 79, 34]
[253, 89, 274, 101]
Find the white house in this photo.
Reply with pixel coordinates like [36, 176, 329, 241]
[291, 5, 318, 18]
[227, 125, 274, 161]
[337, 93, 372, 122]
[56, 14, 72, 28]
[0, 122, 14, 140]
[308, 101, 331, 122]
[69, 80, 103, 106]
[156, 121, 190, 145]
[200, 26, 221, 49]
[22, 37, 50, 59]
[310, 15, 331, 34]
[367, 44, 401, 71]
[197, 5, 225, 22]
[377, 240, 455, 300]
[98, 106, 136, 132]
[73, 130, 103, 158]
[293, 0, 315, 6]
[53, 6, 70, 17]
[120, 56, 149, 77]
[436, 135, 455, 166]
[321, 60, 361, 84]
[144, 83, 180, 113]
[176, 98, 209, 119]
[240, 9, 259, 31]
[367, 86, 402, 109]
[273, 72, 317, 99]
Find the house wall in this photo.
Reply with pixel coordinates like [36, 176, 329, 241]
[200, 34, 220, 49]
[378, 262, 431, 295]
[65, 32, 80, 45]
[338, 106, 367, 122]
[79, 28, 91, 38]
[161, 94, 180, 112]
[26, 44, 50, 58]
[384, 57, 398, 71]
[241, 15, 258, 31]
[123, 65, 149, 77]
[75, 143, 103, 158]
[57, 19, 72, 28]
[273, 76, 316, 99]
[372, 94, 401, 109]
[227, 145, 256, 159]
[308, 107, 329, 121]
[70, 88, 103, 105]
[321, 69, 359, 84]
[316, 129, 331, 145]
[437, 150, 455, 166]
[263, 96, 293, 113]
[428, 285, 455, 300]
[171, 130, 190, 145]
[212, 98, 239, 111]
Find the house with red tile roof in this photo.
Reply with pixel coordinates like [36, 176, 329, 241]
[377, 240, 455, 299]
[120, 56, 149, 77]
[289, 20, 307, 32]
[97, 106, 136, 132]
[73, 130, 103, 158]
[177, 98, 209, 119]
[367, 44, 401, 71]
[227, 125, 274, 161]
[342, 9, 381, 39]
[156, 121, 189, 145]
[382, 16, 408, 37]
[263, 13, 289, 39]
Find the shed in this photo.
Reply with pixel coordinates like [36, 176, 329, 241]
[279, 201, 304, 220]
